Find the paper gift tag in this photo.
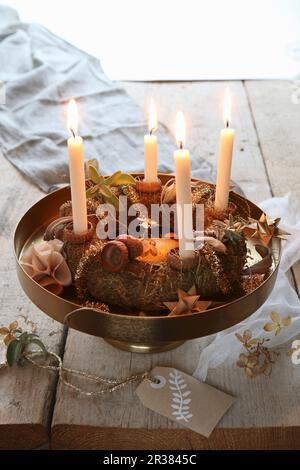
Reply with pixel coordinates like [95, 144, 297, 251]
[136, 366, 235, 438]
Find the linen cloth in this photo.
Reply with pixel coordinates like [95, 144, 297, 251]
[0, 5, 217, 193]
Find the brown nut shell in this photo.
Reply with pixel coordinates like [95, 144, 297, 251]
[117, 234, 143, 259]
[101, 240, 129, 273]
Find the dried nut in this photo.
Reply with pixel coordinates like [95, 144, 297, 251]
[101, 241, 129, 273]
[167, 248, 198, 271]
[117, 234, 143, 259]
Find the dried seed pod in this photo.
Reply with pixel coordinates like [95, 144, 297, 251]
[101, 241, 129, 273]
[117, 234, 143, 259]
[44, 216, 72, 241]
[161, 178, 176, 204]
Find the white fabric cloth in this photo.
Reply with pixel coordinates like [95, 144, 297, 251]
[194, 193, 300, 381]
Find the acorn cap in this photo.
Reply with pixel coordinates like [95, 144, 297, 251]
[101, 240, 129, 273]
[117, 234, 143, 259]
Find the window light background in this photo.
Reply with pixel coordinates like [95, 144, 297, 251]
[3, 0, 300, 80]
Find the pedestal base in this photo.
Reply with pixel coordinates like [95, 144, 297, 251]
[104, 338, 185, 354]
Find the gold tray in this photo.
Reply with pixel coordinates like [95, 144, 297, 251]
[14, 174, 281, 353]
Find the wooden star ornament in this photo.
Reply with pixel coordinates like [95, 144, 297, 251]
[164, 285, 212, 317]
[244, 213, 289, 245]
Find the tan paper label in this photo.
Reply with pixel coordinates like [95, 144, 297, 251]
[136, 366, 235, 438]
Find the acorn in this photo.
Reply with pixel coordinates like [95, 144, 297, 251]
[101, 240, 129, 273]
[116, 234, 143, 259]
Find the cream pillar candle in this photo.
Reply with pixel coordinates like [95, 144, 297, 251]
[174, 111, 194, 259]
[215, 87, 235, 212]
[144, 98, 158, 183]
[67, 99, 88, 235]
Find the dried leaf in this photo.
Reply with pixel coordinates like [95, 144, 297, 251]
[113, 173, 136, 185]
[104, 170, 122, 186]
[99, 185, 113, 198]
[271, 311, 281, 324]
[264, 323, 277, 332]
[4, 333, 15, 346]
[281, 316, 291, 327]
[243, 330, 252, 341]
[235, 333, 244, 343]
[9, 321, 18, 331]
[0, 327, 9, 335]
[88, 164, 103, 185]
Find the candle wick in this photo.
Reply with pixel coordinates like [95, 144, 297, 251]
[71, 128, 75, 139]
[179, 140, 183, 150]
[226, 120, 229, 129]
[150, 128, 153, 135]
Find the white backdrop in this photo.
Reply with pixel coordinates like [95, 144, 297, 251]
[3, 0, 300, 80]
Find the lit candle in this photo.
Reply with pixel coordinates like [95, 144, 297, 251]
[144, 98, 158, 183]
[67, 99, 88, 235]
[215, 87, 235, 212]
[174, 111, 194, 259]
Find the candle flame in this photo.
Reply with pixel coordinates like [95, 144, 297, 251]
[223, 87, 231, 127]
[67, 99, 78, 136]
[148, 98, 157, 134]
[175, 110, 186, 149]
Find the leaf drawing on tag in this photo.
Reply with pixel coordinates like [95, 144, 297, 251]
[169, 370, 193, 422]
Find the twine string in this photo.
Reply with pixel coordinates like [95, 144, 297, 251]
[1, 351, 158, 397]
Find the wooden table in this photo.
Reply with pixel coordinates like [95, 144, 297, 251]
[1, 80, 300, 450]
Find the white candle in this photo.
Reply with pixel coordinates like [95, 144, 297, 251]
[67, 99, 88, 235]
[215, 87, 235, 212]
[174, 111, 194, 259]
[144, 98, 158, 183]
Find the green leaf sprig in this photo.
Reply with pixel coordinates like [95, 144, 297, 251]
[86, 160, 136, 210]
[6, 331, 48, 367]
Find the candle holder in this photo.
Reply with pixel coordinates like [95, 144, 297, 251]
[14, 173, 281, 354]
[134, 177, 162, 208]
[135, 178, 162, 194]
[62, 220, 95, 244]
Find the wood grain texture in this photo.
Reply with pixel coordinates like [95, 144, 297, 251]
[51, 81, 300, 450]
[52, 427, 300, 450]
[245, 80, 300, 293]
[0, 153, 65, 450]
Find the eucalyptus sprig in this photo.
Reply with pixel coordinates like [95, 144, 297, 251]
[86, 160, 136, 210]
[6, 331, 48, 367]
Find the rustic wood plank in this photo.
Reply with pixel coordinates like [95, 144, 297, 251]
[52, 81, 300, 450]
[52, 336, 300, 450]
[0, 153, 65, 450]
[245, 80, 300, 292]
